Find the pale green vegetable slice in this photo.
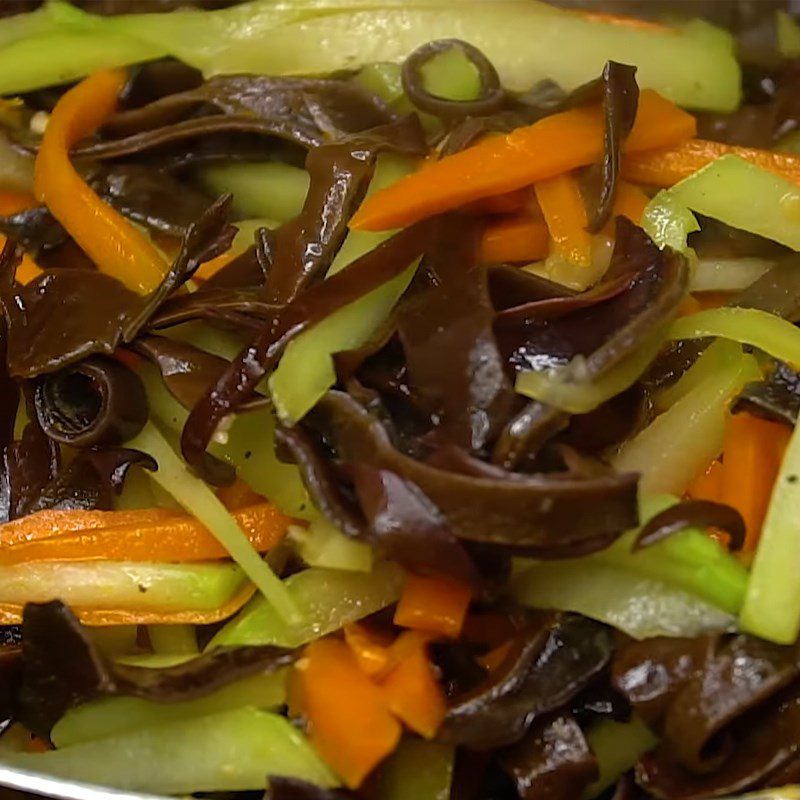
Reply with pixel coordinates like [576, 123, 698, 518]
[291, 517, 374, 572]
[148, 625, 198, 656]
[0, 560, 245, 611]
[375, 739, 454, 800]
[210, 562, 404, 648]
[641, 190, 700, 252]
[51, 671, 288, 748]
[5, 708, 337, 793]
[613, 347, 761, 495]
[690, 257, 771, 293]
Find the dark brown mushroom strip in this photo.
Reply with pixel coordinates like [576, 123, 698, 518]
[119, 59, 204, 110]
[733, 360, 800, 427]
[499, 714, 599, 800]
[6, 421, 61, 523]
[16, 600, 297, 737]
[396, 215, 514, 452]
[268, 777, 353, 800]
[310, 391, 638, 552]
[634, 500, 746, 551]
[401, 39, 506, 119]
[440, 615, 613, 748]
[181, 221, 435, 483]
[33, 357, 148, 447]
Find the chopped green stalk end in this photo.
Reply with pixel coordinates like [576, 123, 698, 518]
[0, 561, 245, 611]
[292, 518, 374, 572]
[200, 162, 309, 223]
[642, 190, 700, 252]
[353, 62, 404, 105]
[148, 624, 199, 656]
[690, 257, 771, 294]
[209, 562, 404, 649]
[128, 421, 304, 626]
[667, 155, 800, 251]
[614, 346, 761, 496]
[51, 671, 288, 748]
[421, 44, 481, 101]
[740, 419, 800, 644]
[778, 11, 800, 58]
[516, 328, 667, 414]
[582, 716, 658, 799]
[375, 738, 455, 800]
[9, 708, 336, 794]
[670, 307, 800, 370]
[655, 339, 742, 411]
[269, 154, 418, 425]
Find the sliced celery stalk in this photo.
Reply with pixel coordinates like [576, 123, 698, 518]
[128, 422, 302, 625]
[0, 4, 59, 48]
[691, 257, 771, 294]
[209, 562, 403, 649]
[582, 716, 658, 799]
[421, 45, 480, 101]
[666, 155, 800, 251]
[200, 163, 309, 223]
[613, 347, 761, 496]
[292, 518, 374, 572]
[670, 307, 800, 370]
[51, 671, 288, 748]
[375, 739, 454, 800]
[6, 708, 337, 793]
[353, 62, 404, 105]
[0, 560, 245, 611]
[641, 190, 700, 252]
[0, 1, 740, 111]
[740, 419, 800, 644]
[148, 625, 199, 656]
[269, 154, 417, 424]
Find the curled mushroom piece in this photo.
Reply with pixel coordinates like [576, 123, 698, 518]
[34, 357, 149, 448]
[401, 39, 506, 119]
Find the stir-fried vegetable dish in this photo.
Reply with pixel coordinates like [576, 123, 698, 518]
[6, 1, 800, 799]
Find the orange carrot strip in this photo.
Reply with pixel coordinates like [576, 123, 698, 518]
[610, 180, 651, 226]
[344, 622, 393, 678]
[623, 138, 800, 188]
[678, 295, 703, 318]
[298, 638, 401, 789]
[350, 90, 696, 232]
[534, 173, 592, 267]
[0, 503, 290, 565]
[394, 574, 472, 639]
[564, 7, 673, 33]
[216, 478, 265, 511]
[379, 631, 446, 739]
[720, 413, 792, 553]
[479, 216, 549, 265]
[478, 641, 513, 673]
[686, 459, 724, 502]
[0, 192, 43, 284]
[34, 70, 166, 294]
[193, 250, 236, 283]
[0, 584, 256, 626]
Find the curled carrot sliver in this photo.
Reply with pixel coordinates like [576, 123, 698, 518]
[33, 70, 166, 294]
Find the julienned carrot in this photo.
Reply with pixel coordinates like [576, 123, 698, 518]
[535, 173, 592, 267]
[678, 295, 703, 318]
[216, 478, 265, 511]
[344, 622, 393, 678]
[622, 138, 800, 188]
[720, 413, 791, 553]
[394, 574, 472, 639]
[610, 180, 651, 227]
[34, 70, 166, 294]
[297, 638, 402, 789]
[687, 460, 725, 502]
[379, 631, 446, 739]
[0, 191, 42, 285]
[0, 584, 256, 627]
[566, 8, 672, 32]
[479, 216, 549, 265]
[0, 503, 291, 565]
[350, 89, 696, 232]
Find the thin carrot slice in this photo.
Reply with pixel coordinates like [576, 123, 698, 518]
[622, 138, 800, 188]
[0, 584, 256, 627]
[609, 180, 651, 227]
[678, 295, 703, 318]
[686, 459, 724, 502]
[566, 8, 673, 32]
[534, 173, 592, 267]
[479, 216, 549, 265]
[0, 503, 291, 565]
[350, 90, 696, 232]
[720, 413, 792, 553]
[298, 637, 401, 789]
[0, 191, 43, 284]
[379, 631, 446, 739]
[344, 622, 393, 678]
[34, 70, 166, 294]
[394, 574, 472, 639]
[216, 478, 265, 511]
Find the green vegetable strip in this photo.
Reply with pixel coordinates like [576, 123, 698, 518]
[516, 328, 667, 414]
[148, 625, 199, 656]
[375, 739, 455, 800]
[292, 517, 374, 572]
[778, 10, 800, 58]
[269, 154, 417, 425]
[127, 422, 303, 625]
[421, 45, 481, 100]
[0, 560, 245, 611]
[0, 1, 740, 110]
[51, 671, 288, 748]
[670, 307, 800, 369]
[209, 562, 404, 649]
[613, 347, 761, 495]
[7, 708, 337, 793]
[582, 716, 658, 799]
[740, 419, 800, 644]
[641, 189, 700, 252]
